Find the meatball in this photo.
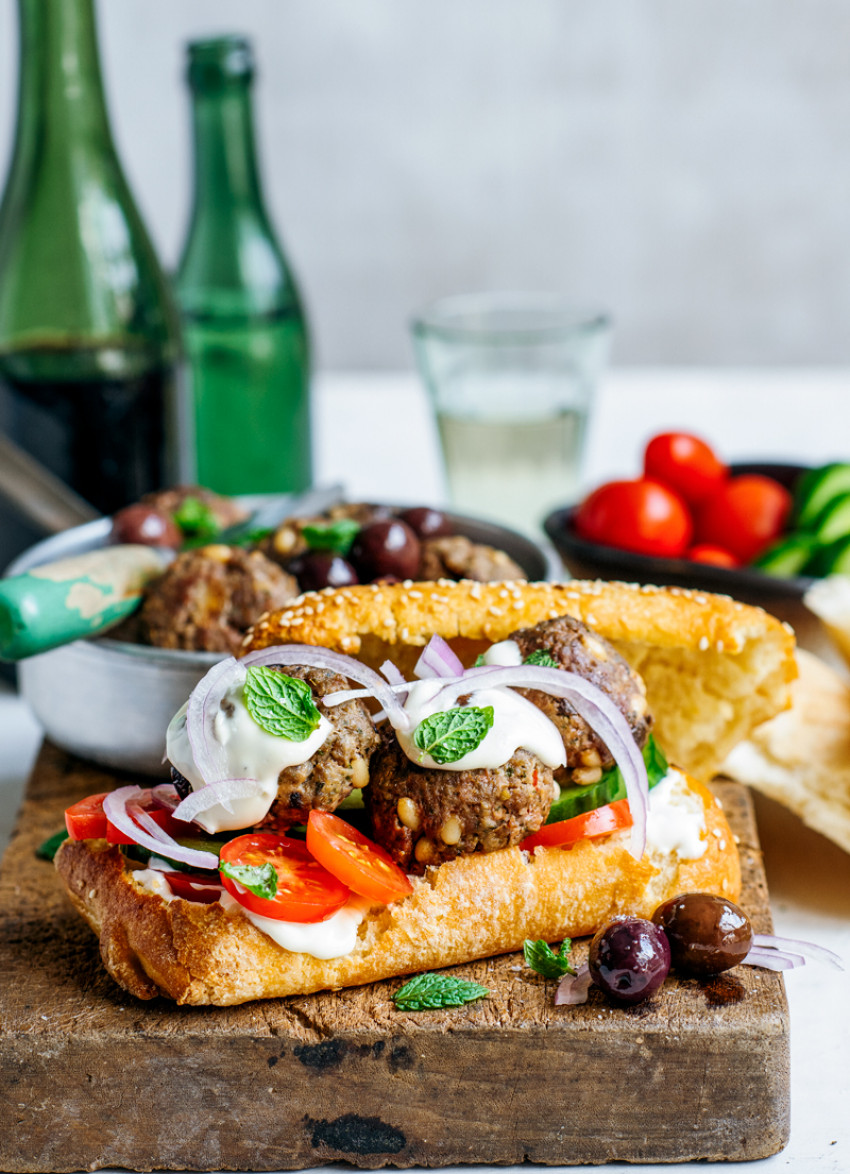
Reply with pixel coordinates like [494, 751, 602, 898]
[141, 485, 248, 531]
[365, 733, 558, 874]
[419, 535, 526, 583]
[257, 666, 381, 830]
[139, 545, 299, 654]
[510, 616, 651, 785]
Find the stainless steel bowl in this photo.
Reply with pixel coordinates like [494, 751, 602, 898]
[7, 506, 559, 776]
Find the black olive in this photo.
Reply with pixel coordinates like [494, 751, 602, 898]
[288, 551, 360, 592]
[652, 892, 753, 976]
[349, 519, 421, 581]
[399, 507, 454, 539]
[111, 504, 181, 548]
[588, 916, 671, 1004]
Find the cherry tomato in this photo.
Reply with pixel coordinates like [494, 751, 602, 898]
[105, 796, 192, 846]
[574, 479, 693, 558]
[695, 475, 792, 564]
[644, 432, 727, 506]
[306, 811, 413, 904]
[65, 793, 110, 840]
[520, 799, 633, 851]
[219, 832, 351, 923]
[685, 544, 740, 569]
[161, 871, 223, 904]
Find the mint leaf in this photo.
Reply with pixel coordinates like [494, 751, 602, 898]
[474, 653, 486, 667]
[36, 829, 68, 861]
[393, 972, 490, 1011]
[523, 938, 575, 979]
[243, 667, 322, 741]
[525, 649, 558, 668]
[302, 518, 360, 555]
[173, 495, 220, 542]
[233, 526, 274, 547]
[219, 859, 278, 900]
[413, 705, 494, 765]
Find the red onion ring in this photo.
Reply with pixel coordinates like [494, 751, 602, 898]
[149, 783, 181, 813]
[102, 786, 219, 871]
[380, 659, 408, 689]
[555, 964, 593, 1005]
[743, 946, 806, 971]
[751, 933, 844, 970]
[414, 635, 465, 680]
[432, 666, 648, 860]
[173, 778, 270, 824]
[186, 655, 241, 785]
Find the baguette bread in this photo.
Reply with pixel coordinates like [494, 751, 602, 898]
[246, 578, 797, 780]
[55, 773, 739, 1006]
[53, 579, 793, 1007]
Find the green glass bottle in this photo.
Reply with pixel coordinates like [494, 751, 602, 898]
[0, 0, 182, 515]
[176, 37, 312, 497]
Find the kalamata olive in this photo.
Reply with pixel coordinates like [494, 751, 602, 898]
[349, 519, 421, 581]
[399, 507, 454, 540]
[288, 551, 359, 592]
[652, 893, 753, 976]
[588, 916, 671, 1005]
[111, 504, 181, 548]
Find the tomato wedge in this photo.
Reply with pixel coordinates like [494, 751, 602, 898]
[65, 793, 110, 840]
[306, 811, 413, 904]
[520, 798, 633, 851]
[219, 832, 351, 923]
[161, 871, 223, 904]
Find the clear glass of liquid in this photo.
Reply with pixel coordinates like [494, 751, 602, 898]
[411, 293, 611, 536]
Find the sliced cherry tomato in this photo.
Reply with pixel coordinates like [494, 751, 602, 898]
[695, 475, 792, 564]
[306, 811, 413, 904]
[219, 832, 350, 923]
[574, 478, 693, 558]
[161, 871, 223, 904]
[65, 792, 110, 840]
[520, 798, 633, 851]
[686, 543, 740, 568]
[644, 432, 727, 506]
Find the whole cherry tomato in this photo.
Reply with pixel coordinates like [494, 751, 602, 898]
[644, 432, 727, 506]
[574, 478, 693, 559]
[686, 544, 740, 569]
[695, 475, 792, 564]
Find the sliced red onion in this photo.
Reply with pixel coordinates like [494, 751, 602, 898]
[743, 947, 806, 972]
[241, 644, 414, 732]
[414, 635, 465, 680]
[751, 933, 844, 970]
[173, 777, 269, 823]
[433, 666, 648, 859]
[186, 655, 241, 785]
[149, 783, 180, 813]
[555, 964, 593, 1005]
[103, 786, 219, 871]
[381, 659, 408, 688]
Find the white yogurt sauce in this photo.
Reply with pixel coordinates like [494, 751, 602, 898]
[645, 769, 707, 860]
[481, 639, 523, 667]
[220, 890, 369, 959]
[166, 681, 332, 833]
[397, 677, 565, 771]
[131, 869, 175, 900]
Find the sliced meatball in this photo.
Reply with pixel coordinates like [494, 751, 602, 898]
[510, 616, 651, 785]
[365, 733, 557, 874]
[419, 535, 526, 583]
[257, 666, 381, 831]
[141, 485, 248, 530]
[139, 545, 298, 654]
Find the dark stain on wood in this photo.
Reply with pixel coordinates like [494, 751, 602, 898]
[0, 742, 790, 1171]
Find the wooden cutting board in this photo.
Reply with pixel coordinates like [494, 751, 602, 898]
[0, 742, 789, 1171]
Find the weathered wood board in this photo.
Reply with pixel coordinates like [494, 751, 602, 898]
[0, 742, 789, 1171]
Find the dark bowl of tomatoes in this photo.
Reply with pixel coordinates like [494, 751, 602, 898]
[544, 462, 814, 609]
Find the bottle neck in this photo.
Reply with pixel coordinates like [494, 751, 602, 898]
[15, 0, 115, 152]
[189, 81, 267, 219]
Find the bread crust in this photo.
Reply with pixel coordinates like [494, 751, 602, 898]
[245, 579, 796, 779]
[55, 775, 740, 1006]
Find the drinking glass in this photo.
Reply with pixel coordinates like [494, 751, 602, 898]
[411, 293, 610, 535]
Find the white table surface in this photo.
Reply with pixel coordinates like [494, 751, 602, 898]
[2, 366, 849, 1173]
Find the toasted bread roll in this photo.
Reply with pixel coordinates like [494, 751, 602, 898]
[246, 579, 796, 779]
[55, 774, 739, 1006]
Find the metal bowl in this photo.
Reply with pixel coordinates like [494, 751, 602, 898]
[7, 505, 558, 776]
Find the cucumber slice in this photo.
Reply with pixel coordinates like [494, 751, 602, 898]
[545, 735, 668, 824]
[794, 463, 850, 530]
[808, 536, 850, 576]
[754, 533, 820, 577]
[812, 492, 850, 544]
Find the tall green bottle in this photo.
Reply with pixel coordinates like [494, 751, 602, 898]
[176, 37, 312, 496]
[0, 0, 182, 514]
